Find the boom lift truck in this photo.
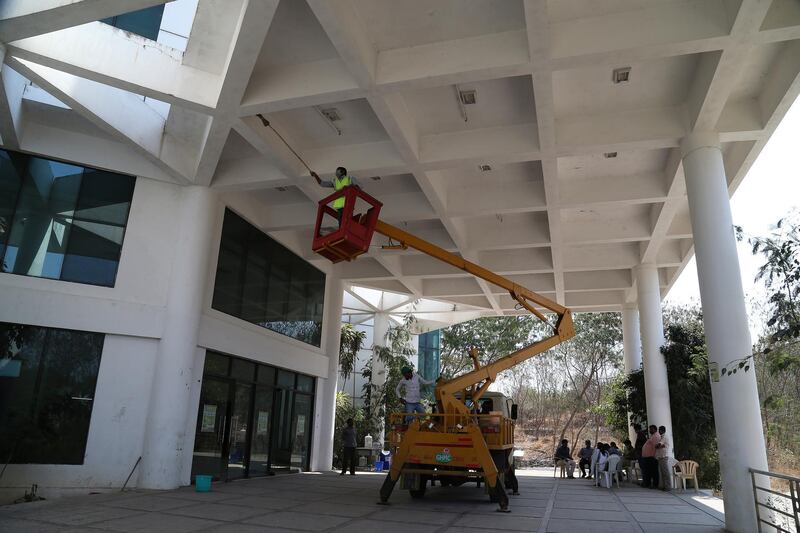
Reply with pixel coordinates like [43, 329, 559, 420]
[311, 186, 575, 512]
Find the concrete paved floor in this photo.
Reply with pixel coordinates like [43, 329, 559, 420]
[0, 469, 726, 532]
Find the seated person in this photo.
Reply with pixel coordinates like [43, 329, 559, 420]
[609, 442, 622, 456]
[589, 441, 603, 480]
[554, 439, 577, 478]
[597, 444, 610, 472]
[578, 440, 594, 478]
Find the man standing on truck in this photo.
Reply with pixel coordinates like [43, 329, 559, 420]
[311, 167, 359, 225]
[395, 366, 435, 423]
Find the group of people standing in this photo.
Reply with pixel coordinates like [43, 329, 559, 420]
[633, 423, 672, 490]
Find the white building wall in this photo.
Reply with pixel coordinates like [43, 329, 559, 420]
[0, 174, 338, 493]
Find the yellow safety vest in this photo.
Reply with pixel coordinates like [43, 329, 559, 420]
[333, 175, 351, 210]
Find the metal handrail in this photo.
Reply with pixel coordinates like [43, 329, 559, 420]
[750, 468, 800, 533]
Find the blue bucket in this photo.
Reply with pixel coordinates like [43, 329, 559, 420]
[195, 475, 212, 492]
[374, 461, 384, 472]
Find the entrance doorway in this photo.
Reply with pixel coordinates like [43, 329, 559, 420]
[191, 351, 316, 481]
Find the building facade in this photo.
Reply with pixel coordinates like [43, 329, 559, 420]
[0, 148, 343, 495]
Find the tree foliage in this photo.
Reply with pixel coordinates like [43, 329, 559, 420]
[439, 315, 547, 378]
[338, 323, 366, 381]
[749, 213, 800, 346]
[362, 315, 417, 430]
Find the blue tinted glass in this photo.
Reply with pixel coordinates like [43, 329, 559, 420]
[100, 5, 165, 41]
[61, 169, 134, 286]
[4, 158, 82, 279]
[0, 150, 135, 287]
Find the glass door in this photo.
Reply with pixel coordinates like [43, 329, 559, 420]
[249, 385, 273, 476]
[226, 383, 252, 480]
[291, 393, 313, 470]
[270, 387, 294, 471]
[191, 378, 230, 480]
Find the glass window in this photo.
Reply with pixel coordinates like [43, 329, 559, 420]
[0, 322, 104, 464]
[257, 365, 275, 385]
[204, 352, 229, 376]
[230, 359, 255, 382]
[296, 375, 314, 393]
[0, 149, 135, 287]
[100, 5, 165, 41]
[60, 169, 134, 286]
[0, 151, 25, 265]
[277, 370, 295, 389]
[212, 209, 325, 346]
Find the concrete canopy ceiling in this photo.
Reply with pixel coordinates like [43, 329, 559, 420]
[2, 0, 800, 318]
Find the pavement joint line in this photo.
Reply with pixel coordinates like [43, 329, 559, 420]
[665, 490, 726, 524]
[535, 474, 560, 533]
[606, 484, 646, 533]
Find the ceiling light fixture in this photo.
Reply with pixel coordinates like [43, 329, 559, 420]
[478, 164, 492, 172]
[612, 67, 631, 84]
[454, 85, 472, 123]
[314, 106, 342, 135]
[604, 152, 618, 158]
[459, 89, 477, 105]
[370, 176, 381, 181]
[275, 186, 288, 192]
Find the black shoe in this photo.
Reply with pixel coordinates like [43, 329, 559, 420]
[350, 473, 356, 476]
[340, 472, 345, 476]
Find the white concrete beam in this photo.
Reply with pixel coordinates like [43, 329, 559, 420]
[8, 56, 191, 183]
[193, 0, 279, 186]
[240, 59, 364, 116]
[375, 30, 530, 91]
[7, 22, 221, 112]
[0, 0, 170, 42]
[306, 0, 377, 88]
[0, 58, 26, 149]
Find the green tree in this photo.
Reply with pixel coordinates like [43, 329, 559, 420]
[362, 315, 417, 434]
[550, 313, 622, 449]
[338, 323, 366, 381]
[440, 315, 548, 378]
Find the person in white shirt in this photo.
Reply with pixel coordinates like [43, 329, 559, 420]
[395, 366, 435, 423]
[655, 425, 672, 490]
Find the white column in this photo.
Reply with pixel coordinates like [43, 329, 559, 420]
[311, 276, 343, 472]
[682, 132, 768, 533]
[138, 187, 217, 489]
[635, 264, 674, 447]
[372, 312, 390, 446]
[622, 304, 642, 442]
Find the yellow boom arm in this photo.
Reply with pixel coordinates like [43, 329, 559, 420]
[373, 220, 575, 416]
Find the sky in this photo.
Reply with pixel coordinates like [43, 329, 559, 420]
[663, 95, 800, 336]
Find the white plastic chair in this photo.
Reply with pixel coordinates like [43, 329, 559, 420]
[590, 448, 600, 486]
[672, 460, 700, 492]
[553, 459, 566, 478]
[601, 455, 622, 489]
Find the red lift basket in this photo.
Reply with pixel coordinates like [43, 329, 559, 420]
[312, 187, 382, 264]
